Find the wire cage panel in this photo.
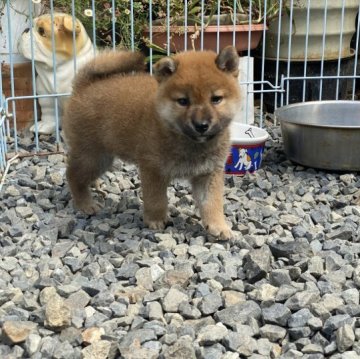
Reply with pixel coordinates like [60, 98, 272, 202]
[0, 0, 359, 177]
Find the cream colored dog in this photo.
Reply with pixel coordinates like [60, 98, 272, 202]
[18, 13, 94, 134]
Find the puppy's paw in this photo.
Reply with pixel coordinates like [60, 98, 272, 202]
[30, 121, 56, 135]
[75, 200, 103, 215]
[93, 180, 107, 198]
[206, 222, 234, 241]
[145, 219, 166, 230]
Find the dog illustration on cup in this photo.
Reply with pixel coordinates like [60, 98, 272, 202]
[235, 148, 252, 171]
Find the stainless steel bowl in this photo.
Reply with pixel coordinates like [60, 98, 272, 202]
[275, 101, 360, 171]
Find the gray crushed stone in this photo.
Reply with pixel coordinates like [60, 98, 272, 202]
[1, 122, 360, 358]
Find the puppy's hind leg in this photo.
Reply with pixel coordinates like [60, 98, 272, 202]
[66, 152, 113, 215]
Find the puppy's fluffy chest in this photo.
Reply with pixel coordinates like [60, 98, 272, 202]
[157, 133, 229, 179]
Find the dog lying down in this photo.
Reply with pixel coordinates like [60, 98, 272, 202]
[63, 47, 240, 240]
[18, 13, 94, 134]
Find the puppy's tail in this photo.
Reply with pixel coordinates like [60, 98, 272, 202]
[72, 50, 146, 90]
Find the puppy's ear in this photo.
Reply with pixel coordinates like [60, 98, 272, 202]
[153, 57, 178, 82]
[215, 46, 239, 77]
[63, 15, 81, 35]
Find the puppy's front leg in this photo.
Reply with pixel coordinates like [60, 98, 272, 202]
[140, 167, 169, 230]
[191, 170, 233, 240]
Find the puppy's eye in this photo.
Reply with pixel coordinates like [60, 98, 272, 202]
[176, 98, 189, 107]
[38, 27, 45, 36]
[211, 95, 223, 105]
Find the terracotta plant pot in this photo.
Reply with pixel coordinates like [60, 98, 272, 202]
[144, 24, 265, 52]
[2, 62, 37, 130]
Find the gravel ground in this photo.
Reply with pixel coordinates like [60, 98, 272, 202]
[1, 123, 360, 359]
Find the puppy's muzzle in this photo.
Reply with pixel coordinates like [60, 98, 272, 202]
[23, 28, 30, 34]
[191, 109, 212, 134]
[192, 120, 209, 134]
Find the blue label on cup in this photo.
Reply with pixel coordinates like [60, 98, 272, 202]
[225, 143, 265, 175]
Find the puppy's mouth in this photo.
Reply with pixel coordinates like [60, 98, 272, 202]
[182, 124, 220, 143]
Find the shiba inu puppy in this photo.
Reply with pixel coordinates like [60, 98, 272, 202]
[18, 13, 94, 134]
[63, 47, 240, 240]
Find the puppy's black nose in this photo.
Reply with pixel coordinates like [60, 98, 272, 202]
[193, 121, 209, 134]
[23, 28, 30, 33]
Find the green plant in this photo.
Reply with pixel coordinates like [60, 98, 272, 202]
[41, 1, 286, 51]
[151, 1, 285, 26]
[43, 0, 149, 49]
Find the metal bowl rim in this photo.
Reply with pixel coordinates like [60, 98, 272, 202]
[275, 100, 360, 129]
